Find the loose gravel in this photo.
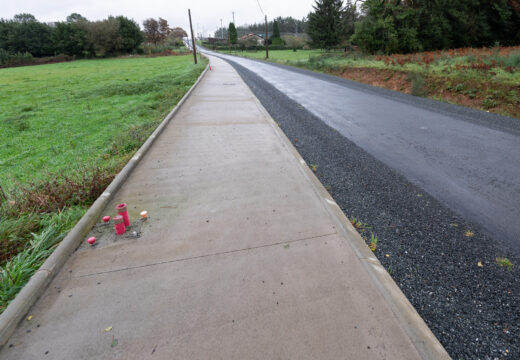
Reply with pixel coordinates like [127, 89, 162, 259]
[227, 58, 520, 360]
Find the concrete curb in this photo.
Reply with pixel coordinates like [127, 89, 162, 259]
[0, 62, 209, 348]
[245, 74, 451, 359]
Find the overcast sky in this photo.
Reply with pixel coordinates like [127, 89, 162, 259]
[3, 0, 316, 36]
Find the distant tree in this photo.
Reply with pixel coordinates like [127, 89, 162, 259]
[0, 19, 13, 51]
[238, 36, 259, 49]
[214, 27, 228, 39]
[342, 0, 357, 40]
[84, 17, 121, 56]
[171, 27, 188, 39]
[271, 20, 283, 45]
[13, 13, 37, 23]
[237, 16, 307, 35]
[66, 13, 87, 23]
[5, 14, 56, 56]
[350, 0, 520, 54]
[307, 0, 345, 50]
[282, 35, 306, 51]
[116, 16, 142, 53]
[351, 0, 421, 54]
[158, 18, 170, 40]
[272, 20, 281, 38]
[228, 22, 237, 44]
[143, 18, 160, 44]
[54, 21, 87, 56]
[165, 32, 183, 47]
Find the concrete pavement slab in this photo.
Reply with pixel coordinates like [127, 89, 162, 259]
[0, 56, 446, 359]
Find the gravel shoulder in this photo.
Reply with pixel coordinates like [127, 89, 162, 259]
[225, 58, 520, 360]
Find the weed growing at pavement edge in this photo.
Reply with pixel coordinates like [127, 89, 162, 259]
[368, 233, 378, 252]
[496, 257, 513, 270]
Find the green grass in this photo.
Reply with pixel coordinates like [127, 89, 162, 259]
[0, 54, 206, 312]
[222, 49, 324, 62]
[0, 55, 206, 187]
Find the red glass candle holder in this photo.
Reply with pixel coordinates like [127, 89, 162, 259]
[116, 203, 130, 227]
[114, 215, 126, 235]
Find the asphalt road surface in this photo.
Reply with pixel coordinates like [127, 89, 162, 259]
[203, 49, 520, 252]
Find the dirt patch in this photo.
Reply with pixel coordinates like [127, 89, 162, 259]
[336, 67, 412, 94]
[0, 54, 75, 69]
[332, 67, 520, 119]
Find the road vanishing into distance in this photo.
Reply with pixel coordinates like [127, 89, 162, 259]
[201, 49, 520, 252]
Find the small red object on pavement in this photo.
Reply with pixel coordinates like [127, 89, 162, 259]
[102, 216, 111, 223]
[114, 215, 126, 235]
[209, 65, 212, 71]
[116, 203, 130, 227]
[87, 237, 96, 245]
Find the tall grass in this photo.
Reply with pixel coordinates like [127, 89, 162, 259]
[0, 207, 85, 311]
[502, 51, 520, 67]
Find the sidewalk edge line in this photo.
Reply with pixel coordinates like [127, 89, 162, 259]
[232, 59, 451, 359]
[0, 61, 209, 348]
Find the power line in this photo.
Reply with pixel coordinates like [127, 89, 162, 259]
[256, 0, 265, 16]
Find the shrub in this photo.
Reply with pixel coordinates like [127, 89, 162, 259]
[0, 49, 33, 67]
[282, 35, 307, 51]
[482, 96, 497, 109]
[407, 72, 427, 97]
[502, 51, 520, 68]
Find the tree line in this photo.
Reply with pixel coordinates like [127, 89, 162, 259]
[308, 0, 520, 53]
[0, 13, 143, 57]
[0, 13, 189, 60]
[214, 16, 307, 39]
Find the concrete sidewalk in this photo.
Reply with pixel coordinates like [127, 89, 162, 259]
[1, 56, 447, 359]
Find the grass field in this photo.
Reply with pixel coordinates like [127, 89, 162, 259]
[222, 47, 520, 118]
[1, 55, 205, 185]
[0, 54, 207, 311]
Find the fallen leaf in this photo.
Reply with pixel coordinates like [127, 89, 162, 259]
[477, 261, 483, 268]
[104, 326, 113, 332]
[283, 244, 290, 249]
[26, 315, 33, 321]
[385, 254, 390, 258]
[111, 337, 118, 348]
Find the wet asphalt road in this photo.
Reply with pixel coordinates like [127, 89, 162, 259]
[203, 50, 520, 252]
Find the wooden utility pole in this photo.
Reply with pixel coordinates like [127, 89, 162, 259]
[188, 9, 197, 65]
[264, 15, 269, 59]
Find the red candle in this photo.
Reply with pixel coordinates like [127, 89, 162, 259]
[116, 203, 130, 227]
[114, 215, 126, 235]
